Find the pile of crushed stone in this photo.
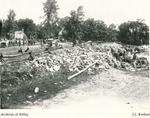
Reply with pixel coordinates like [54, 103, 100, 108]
[19, 42, 138, 78]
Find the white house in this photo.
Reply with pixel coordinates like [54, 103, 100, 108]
[14, 30, 28, 45]
[15, 30, 27, 39]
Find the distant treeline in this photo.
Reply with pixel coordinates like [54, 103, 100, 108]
[0, 0, 149, 46]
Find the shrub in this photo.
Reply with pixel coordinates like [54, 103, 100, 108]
[118, 20, 149, 45]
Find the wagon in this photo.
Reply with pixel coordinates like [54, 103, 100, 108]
[134, 57, 149, 68]
[0, 42, 7, 48]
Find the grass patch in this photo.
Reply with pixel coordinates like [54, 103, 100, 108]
[1, 64, 93, 109]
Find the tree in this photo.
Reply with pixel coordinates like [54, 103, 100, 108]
[36, 24, 47, 40]
[2, 10, 17, 39]
[7, 10, 16, 22]
[6, 10, 16, 32]
[62, 6, 84, 44]
[43, 0, 59, 38]
[82, 19, 108, 42]
[82, 18, 97, 41]
[106, 24, 118, 42]
[76, 6, 84, 21]
[16, 18, 37, 39]
[118, 20, 149, 45]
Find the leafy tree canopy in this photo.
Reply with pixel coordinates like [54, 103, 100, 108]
[118, 20, 149, 45]
[43, 0, 59, 38]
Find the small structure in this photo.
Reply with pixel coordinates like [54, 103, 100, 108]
[15, 30, 25, 39]
[14, 29, 28, 46]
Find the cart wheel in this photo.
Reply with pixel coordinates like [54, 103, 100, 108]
[139, 57, 149, 68]
[135, 60, 141, 68]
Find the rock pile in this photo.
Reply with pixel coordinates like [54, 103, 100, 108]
[19, 43, 137, 78]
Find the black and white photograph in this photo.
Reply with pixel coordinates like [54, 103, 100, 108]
[0, 0, 149, 117]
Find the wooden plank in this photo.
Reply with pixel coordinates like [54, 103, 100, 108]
[68, 61, 98, 80]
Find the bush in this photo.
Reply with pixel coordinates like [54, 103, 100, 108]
[118, 20, 149, 45]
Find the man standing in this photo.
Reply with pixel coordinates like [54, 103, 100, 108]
[132, 51, 138, 68]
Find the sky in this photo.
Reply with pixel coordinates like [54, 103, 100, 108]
[0, 0, 149, 26]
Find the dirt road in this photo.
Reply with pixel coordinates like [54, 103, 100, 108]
[17, 68, 149, 110]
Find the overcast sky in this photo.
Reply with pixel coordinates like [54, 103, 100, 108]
[0, 0, 149, 26]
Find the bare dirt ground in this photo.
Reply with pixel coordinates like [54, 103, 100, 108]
[17, 67, 149, 110]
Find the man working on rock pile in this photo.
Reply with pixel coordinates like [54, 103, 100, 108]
[132, 50, 139, 68]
